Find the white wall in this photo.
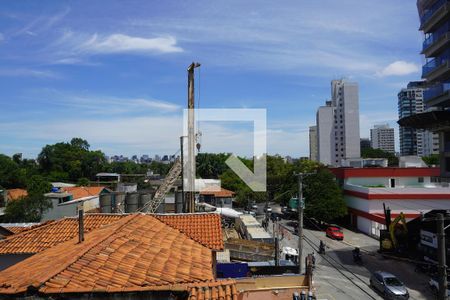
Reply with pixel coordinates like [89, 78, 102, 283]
[42, 196, 99, 221]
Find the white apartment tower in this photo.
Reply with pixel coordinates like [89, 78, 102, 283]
[316, 79, 360, 166]
[370, 124, 395, 154]
[398, 81, 439, 157]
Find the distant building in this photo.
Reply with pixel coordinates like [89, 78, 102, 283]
[360, 138, 371, 152]
[43, 186, 111, 221]
[398, 81, 439, 157]
[316, 79, 360, 166]
[309, 126, 318, 161]
[370, 124, 395, 154]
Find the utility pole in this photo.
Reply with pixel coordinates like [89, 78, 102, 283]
[437, 213, 448, 300]
[180, 136, 185, 212]
[294, 172, 314, 275]
[186, 62, 200, 213]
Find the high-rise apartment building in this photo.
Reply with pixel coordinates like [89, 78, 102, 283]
[399, 1, 450, 179]
[309, 126, 318, 161]
[370, 124, 395, 154]
[316, 79, 360, 166]
[398, 82, 439, 157]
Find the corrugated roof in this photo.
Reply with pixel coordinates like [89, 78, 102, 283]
[0, 213, 223, 254]
[0, 214, 217, 295]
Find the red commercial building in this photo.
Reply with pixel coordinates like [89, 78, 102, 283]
[330, 167, 450, 238]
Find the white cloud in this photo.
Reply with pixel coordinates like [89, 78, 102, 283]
[376, 60, 420, 77]
[78, 34, 183, 55]
[0, 68, 60, 79]
[32, 89, 181, 114]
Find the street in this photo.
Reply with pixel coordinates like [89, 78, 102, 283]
[257, 204, 435, 300]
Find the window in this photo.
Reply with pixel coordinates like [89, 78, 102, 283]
[418, 177, 424, 183]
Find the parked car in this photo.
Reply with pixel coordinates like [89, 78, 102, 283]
[370, 271, 409, 299]
[325, 226, 344, 240]
[429, 276, 450, 296]
[264, 206, 272, 213]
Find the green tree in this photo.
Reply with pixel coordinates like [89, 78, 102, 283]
[37, 138, 107, 182]
[3, 175, 52, 222]
[422, 154, 439, 166]
[303, 168, 347, 223]
[77, 177, 90, 186]
[361, 147, 399, 166]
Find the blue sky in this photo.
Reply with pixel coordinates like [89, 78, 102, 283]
[0, 0, 424, 158]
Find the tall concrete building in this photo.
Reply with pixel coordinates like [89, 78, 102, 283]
[398, 81, 439, 157]
[316, 79, 360, 166]
[309, 126, 318, 161]
[370, 124, 395, 154]
[399, 1, 450, 179]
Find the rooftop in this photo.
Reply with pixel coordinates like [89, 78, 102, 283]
[330, 167, 440, 179]
[0, 213, 223, 254]
[61, 186, 109, 200]
[200, 187, 235, 198]
[0, 214, 220, 295]
[6, 189, 28, 201]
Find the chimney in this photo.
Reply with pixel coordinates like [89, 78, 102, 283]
[78, 205, 84, 243]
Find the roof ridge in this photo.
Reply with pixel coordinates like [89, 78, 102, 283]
[33, 214, 140, 292]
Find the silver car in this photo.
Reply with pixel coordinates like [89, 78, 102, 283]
[370, 271, 409, 299]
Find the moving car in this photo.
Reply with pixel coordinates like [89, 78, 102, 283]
[325, 226, 344, 240]
[370, 271, 409, 299]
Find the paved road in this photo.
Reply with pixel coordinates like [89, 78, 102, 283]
[267, 218, 434, 300]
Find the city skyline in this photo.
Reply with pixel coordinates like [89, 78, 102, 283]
[0, 1, 423, 158]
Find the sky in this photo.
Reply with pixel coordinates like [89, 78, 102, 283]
[0, 0, 424, 158]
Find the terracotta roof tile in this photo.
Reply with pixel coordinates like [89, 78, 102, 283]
[0, 215, 122, 254]
[0, 214, 216, 295]
[188, 280, 238, 300]
[200, 187, 235, 198]
[0, 213, 223, 254]
[62, 186, 108, 200]
[6, 189, 28, 201]
[156, 214, 223, 250]
[2, 221, 54, 235]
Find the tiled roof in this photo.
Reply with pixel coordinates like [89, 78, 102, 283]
[0, 214, 216, 295]
[200, 187, 235, 198]
[1, 221, 54, 235]
[156, 213, 223, 250]
[62, 186, 108, 200]
[0, 213, 223, 254]
[188, 280, 238, 300]
[6, 189, 28, 201]
[0, 214, 123, 254]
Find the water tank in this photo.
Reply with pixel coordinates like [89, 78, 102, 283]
[100, 194, 112, 213]
[138, 193, 152, 213]
[125, 192, 139, 213]
[114, 192, 126, 213]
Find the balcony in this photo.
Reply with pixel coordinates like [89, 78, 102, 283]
[424, 83, 450, 106]
[422, 55, 450, 81]
[420, 0, 450, 33]
[422, 31, 450, 57]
